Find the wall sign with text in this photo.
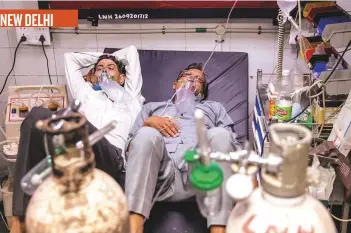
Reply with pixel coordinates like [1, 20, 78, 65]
[98, 13, 149, 20]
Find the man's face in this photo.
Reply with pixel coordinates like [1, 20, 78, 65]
[173, 68, 205, 96]
[94, 58, 125, 85]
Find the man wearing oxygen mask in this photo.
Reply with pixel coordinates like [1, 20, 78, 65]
[11, 45, 144, 233]
[126, 63, 240, 233]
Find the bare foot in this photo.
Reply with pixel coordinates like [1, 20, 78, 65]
[9, 216, 23, 233]
[129, 213, 144, 233]
[210, 225, 225, 233]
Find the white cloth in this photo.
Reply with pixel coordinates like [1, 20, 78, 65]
[64, 45, 145, 163]
[308, 155, 336, 201]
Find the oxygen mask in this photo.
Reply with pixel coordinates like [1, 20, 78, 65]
[189, 76, 205, 101]
[175, 77, 197, 115]
[98, 71, 132, 103]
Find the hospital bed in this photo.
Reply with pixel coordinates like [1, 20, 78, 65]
[105, 47, 249, 233]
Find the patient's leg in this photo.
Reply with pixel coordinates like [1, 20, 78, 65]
[12, 107, 53, 222]
[12, 107, 125, 223]
[206, 127, 235, 233]
[125, 126, 175, 233]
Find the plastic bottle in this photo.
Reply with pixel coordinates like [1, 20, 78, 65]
[296, 106, 313, 130]
[276, 70, 293, 122]
[291, 93, 302, 120]
[268, 77, 278, 119]
[290, 59, 304, 91]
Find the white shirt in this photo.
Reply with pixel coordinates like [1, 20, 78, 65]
[64, 45, 145, 162]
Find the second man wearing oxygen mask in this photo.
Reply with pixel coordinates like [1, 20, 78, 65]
[125, 63, 241, 233]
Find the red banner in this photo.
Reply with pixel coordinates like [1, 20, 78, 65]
[49, 1, 278, 9]
[0, 10, 78, 27]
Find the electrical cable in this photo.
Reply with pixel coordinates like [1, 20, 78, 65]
[260, 131, 270, 157]
[330, 213, 351, 222]
[41, 40, 53, 85]
[0, 36, 26, 95]
[338, 47, 351, 53]
[329, 205, 351, 222]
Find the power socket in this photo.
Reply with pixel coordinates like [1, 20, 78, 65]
[16, 27, 51, 46]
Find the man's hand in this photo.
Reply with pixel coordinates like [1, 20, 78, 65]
[84, 68, 98, 85]
[144, 116, 180, 138]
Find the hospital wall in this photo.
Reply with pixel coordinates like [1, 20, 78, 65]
[0, 0, 351, 143]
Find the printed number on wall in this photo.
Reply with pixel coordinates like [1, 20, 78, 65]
[98, 14, 149, 20]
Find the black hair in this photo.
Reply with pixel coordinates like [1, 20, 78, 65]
[176, 63, 209, 100]
[94, 54, 126, 76]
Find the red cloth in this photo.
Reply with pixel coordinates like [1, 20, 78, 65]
[49, 1, 278, 9]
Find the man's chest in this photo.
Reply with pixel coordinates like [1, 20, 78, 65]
[152, 104, 216, 129]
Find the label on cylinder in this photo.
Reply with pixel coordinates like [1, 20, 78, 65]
[242, 214, 315, 233]
[227, 189, 337, 233]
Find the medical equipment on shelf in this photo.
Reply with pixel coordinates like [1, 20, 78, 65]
[21, 100, 82, 195]
[25, 112, 129, 233]
[0, 84, 67, 225]
[4, 85, 68, 141]
[184, 109, 337, 233]
[328, 89, 351, 157]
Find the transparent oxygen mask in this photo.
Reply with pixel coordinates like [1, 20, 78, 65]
[175, 77, 197, 115]
[98, 71, 133, 103]
[21, 116, 118, 196]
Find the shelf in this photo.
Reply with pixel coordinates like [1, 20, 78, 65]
[322, 22, 351, 48]
[319, 68, 351, 81]
[317, 68, 351, 96]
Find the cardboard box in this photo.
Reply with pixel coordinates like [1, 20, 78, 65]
[328, 89, 351, 157]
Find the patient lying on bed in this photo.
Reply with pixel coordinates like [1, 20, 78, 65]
[10, 45, 144, 233]
[126, 63, 241, 233]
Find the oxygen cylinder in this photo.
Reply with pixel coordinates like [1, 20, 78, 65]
[25, 113, 129, 233]
[226, 124, 337, 233]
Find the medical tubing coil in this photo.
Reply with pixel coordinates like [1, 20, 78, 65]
[276, 10, 285, 88]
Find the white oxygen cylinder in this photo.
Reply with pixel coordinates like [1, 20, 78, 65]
[226, 124, 337, 233]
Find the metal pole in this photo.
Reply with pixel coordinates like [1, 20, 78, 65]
[341, 201, 349, 233]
